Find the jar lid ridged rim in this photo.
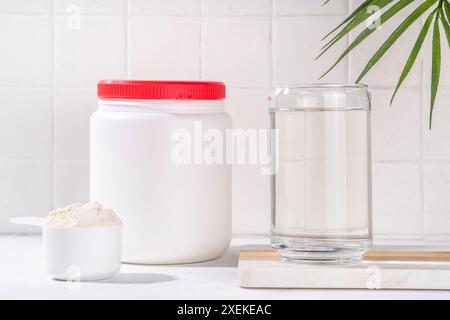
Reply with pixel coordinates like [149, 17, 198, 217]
[97, 80, 226, 100]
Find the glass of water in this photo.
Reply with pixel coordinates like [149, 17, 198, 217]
[270, 84, 372, 264]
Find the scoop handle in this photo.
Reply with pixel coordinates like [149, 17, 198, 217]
[9, 216, 44, 227]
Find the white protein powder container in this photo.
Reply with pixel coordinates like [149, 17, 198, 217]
[90, 80, 231, 264]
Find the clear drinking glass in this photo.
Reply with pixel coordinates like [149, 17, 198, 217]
[270, 84, 372, 264]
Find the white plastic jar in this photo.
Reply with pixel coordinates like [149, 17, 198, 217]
[90, 80, 231, 264]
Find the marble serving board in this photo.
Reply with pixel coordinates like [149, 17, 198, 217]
[239, 245, 450, 290]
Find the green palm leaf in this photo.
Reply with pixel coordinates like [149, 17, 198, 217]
[441, 7, 450, 48]
[356, 0, 438, 83]
[391, 10, 436, 105]
[321, 0, 447, 128]
[444, 0, 450, 21]
[321, 0, 375, 41]
[318, 0, 393, 60]
[319, 0, 415, 79]
[430, 10, 442, 129]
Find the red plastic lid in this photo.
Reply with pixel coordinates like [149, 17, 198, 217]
[98, 80, 226, 100]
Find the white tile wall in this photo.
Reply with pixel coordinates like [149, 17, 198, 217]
[371, 88, 422, 161]
[202, 17, 271, 87]
[128, 17, 201, 79]
[274, 0, 348, 16]
[0, 89, 52, 159]
[54, 0, 126, 15]
[54, 88, 97, 160]
[53, 160, 89, 209]
[54, 15, 126, 87]
[423, 90, 450, 160]
[350, 16, 422, 87]
[273, 16, 349, 85]
[0, 0, 51, 13]
[0, 160, 52, 233]
[0, 0, 449, 241]
[0, 15, 52, 86]
[203, 0, 272, 16]
[226, 88, 271, 234]
[372, 163, 423, 239]
[424, 163, 450, 240]
[129, 0, 200, 16]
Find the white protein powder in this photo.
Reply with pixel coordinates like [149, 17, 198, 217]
[45, 202, 122, 228]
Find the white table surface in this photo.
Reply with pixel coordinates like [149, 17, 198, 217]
[1, 234, 450, 300]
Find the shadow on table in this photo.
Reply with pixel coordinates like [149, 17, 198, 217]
[170, 244, 241, 268]
[121, 244, 242, 268]
[97, 272, 176, 284]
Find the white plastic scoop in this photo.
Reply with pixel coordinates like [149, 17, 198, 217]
[9, 211, 122, 281]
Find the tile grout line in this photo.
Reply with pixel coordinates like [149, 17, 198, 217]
[125, 0, 129, 78]
[0, 84, 441, 89]
[419, 14, 426, 241]
[50, 0, 56, 210]
[127, 14, 346, 18]
[0, 84, 434, 89]
[200, 0, 204, 80]
[347, 0, 352, 83]
[270, 0, 274, 88]
[421, 73, 427, 241]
